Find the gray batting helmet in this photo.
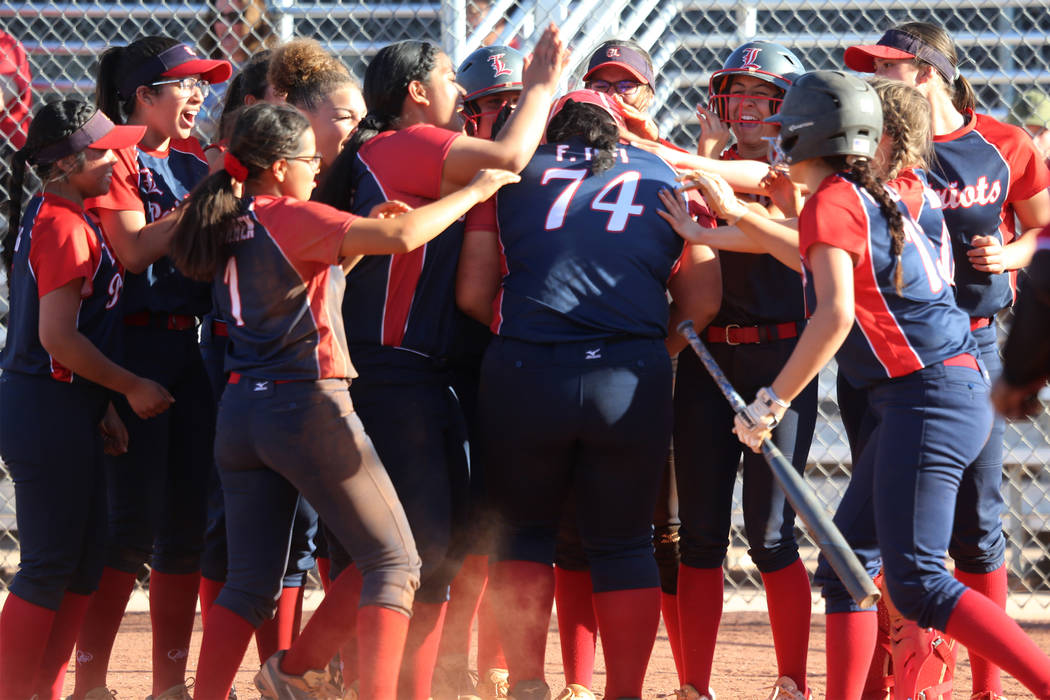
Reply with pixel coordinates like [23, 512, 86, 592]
[457, 45, 524, 101]
[764, 70, 882, 164]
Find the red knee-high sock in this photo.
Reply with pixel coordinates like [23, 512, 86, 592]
[34, 592, 92, 700]
[255, 586, 304, 664]
[825, 611, 878, 700]
[676, 565, 724, 693]
[437, 555, 488, 668]
[149, 570, 201, 695]
[477, 582, 507, 672]
[291, 584, 305, 643]
[282, 563, 365, 675]
[194, 604, 257, 700]
[661, 593, 685, 684]
[73, 567, 136, 697]
[357, 605, 411, 700]
[945, 588, 1050, 698]
[400, 601, 448, 700]
[955, 565, 1008, 694]
[554, 567, 598, 687]
[492, 561, 555, 683]
[593, 587, 661, 699]
[316, 558, 332, 593]
[198, 577, 224, 628]
[0, 593, 57, 700]
[330, 565, 364, 683]
[761, 559, 812, 693]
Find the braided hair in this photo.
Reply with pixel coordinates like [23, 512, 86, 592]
[3, 100, 97, 273]
[169, 103, 310, 281]
[314, 40, 440, 210]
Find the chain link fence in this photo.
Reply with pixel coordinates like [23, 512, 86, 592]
[2, 0, 1050, 609]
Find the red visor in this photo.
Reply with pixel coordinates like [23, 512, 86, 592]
[33, 111, 145, 164]
[548, 89, 628, 132]
[844, 29, 958, 82]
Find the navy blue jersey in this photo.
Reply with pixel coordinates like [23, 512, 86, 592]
[489, 140, 685, 342]
[2, 194, 124, 383]
[344, 124, 463, 360]
[929, 111, 1050, 318]
[800, 173, 976, 388]
[215, 195, 358, 381]
[714, 147, 810, 326]
[87, 139, 212, 317]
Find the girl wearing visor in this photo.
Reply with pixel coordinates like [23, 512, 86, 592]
[845, 22, 1050, 700]
[71, 37, 232, 700]
[0, 101, 173, 700]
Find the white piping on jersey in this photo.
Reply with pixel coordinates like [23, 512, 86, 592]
[851, 184, 924, 376]
[357, 152, 398, 347]
[964, 124, 1011, 239]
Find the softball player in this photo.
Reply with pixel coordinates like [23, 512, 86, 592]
[311, 28, 566, 700]
[658, 41, 816, 700]
[726, 69, 1050, 700]
[167, 102, 516, 700]
[431, 43, 526, 700]
[457, 90, 711, 700]
[0, 101, 171, 700]
[993, 226, 1050, 418]
[846, 23, 1050, 699]
[68, 37, 230, 700]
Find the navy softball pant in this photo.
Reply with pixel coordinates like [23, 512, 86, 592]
[198, 322, 318, 587]
[674, 338, 818, 573]
[480, 336, 673, 593]
[214, 377, 420, 626]
[0, 372, 110, 609]
[103, 324, 214, 575]
[815, 360, 993, 629]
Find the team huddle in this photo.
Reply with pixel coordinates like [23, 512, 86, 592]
[3, 16, 1050, 700]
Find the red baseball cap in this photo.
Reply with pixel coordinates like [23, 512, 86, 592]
[844, 28, 958, 83]
[548, 89, 628, 132]
[33, 110, 145, 164]
[118, 43, 232, 99]
[583, 41, 655, 86]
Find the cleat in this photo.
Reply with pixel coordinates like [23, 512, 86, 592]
[507, 680, 551, 700]
[255, 650, 331, 699]
[69, 689, 117, 700]
[145, 682, 193, 700]
[477, 668, 510, 700]
[552, 686, 595, 700]
[766, 677, 809, 700]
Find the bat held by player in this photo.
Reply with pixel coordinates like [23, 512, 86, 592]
[677, 319, 880, 608]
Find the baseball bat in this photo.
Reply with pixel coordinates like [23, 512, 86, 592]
[677, 320, 880, 608]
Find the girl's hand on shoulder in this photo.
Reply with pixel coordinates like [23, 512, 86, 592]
[369, 200, 413, 219]
[126, 377, 175, 419]
[657, 187, 704, 243]
[678, 170, 749, 223]
[469, 168, 521, 200]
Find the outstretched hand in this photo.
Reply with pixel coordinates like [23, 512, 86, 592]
[694, 102, 730, 158]
[657, 188, 704, 244]
[523, 24, 570, 92]
[678, 170, 749, 223]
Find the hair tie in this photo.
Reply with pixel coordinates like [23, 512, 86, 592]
[224, 151, 249, 182]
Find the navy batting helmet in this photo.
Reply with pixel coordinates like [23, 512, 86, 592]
[457, 45, 525, 101]
[709, 40, 805, 123]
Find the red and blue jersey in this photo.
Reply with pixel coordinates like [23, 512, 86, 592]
[928, 111, 1050, 318]
[715, 146, 811, 326]
[488, 139, 685, 342]
[214, 195, 358, 381]
[86, 139, 212, 317]
[1, 193, 124, 383]
[800, 173, 976, 388]
[345, 124, 463, 359]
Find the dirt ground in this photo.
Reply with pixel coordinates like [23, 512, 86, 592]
[57, 607, 1050, 699]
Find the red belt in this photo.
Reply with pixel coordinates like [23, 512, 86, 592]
[969, 316, 992, 331]
[943, 353, 980, 371]
[227, 372, 293, 385]
[124, 311, 198, 331]
[212, 319, 229, 337]
[705, 320, 805, 345]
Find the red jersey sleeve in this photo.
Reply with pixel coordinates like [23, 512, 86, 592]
[889, 170, 924, 220]
[976, 114, 1050, 203]
[84, 146, 144, 213]
[465, 198, 498, 233]
[799, 176, 869, 265]
[29, 205, 99, 298]
[254, 197, 358, 266]
[360, 124, 460, 200]
[685, 189, 718, 229]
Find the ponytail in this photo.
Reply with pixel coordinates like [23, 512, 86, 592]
[170, 103, 310, 281]
[844, 159, 906, 293]
[95, 36, 182, 123]
[950, 73, 977, 114]
[3, 149, 31, 273]
[314, 40, 439, 211]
